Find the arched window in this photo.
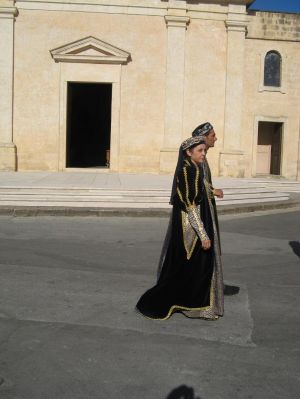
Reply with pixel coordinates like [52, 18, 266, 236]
[264, 51, 281, 87]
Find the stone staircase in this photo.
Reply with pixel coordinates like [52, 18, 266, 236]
[0, 185, 290, 209]
[248, 180, 300, 193]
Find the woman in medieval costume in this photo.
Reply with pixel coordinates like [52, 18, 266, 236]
[136, 136, 224, 320]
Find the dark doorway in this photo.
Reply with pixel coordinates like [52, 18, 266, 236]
[256, 122, 282, 175]
[66, 82, 112, 168]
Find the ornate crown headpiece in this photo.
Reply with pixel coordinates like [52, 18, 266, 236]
[192, 122, 213, 137]
[181, 136, 206, 151]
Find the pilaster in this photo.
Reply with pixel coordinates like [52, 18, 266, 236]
[220, 4, 248, 177]
[160, 2, 189, 173]
[0, 1, 18, 171]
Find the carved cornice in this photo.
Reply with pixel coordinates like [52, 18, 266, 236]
[50, 36, 130, 64]
[165, 15, 190, 28]
[0, 6, 18, 19]
[225, 19, 248, 32]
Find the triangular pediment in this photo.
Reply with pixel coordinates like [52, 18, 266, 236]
[50, 36, 130, 64]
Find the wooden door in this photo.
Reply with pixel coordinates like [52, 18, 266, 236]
[257, 145, 271, 174]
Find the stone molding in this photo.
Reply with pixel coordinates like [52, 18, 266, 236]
[0, 6, 18, 18]
[220, 149, 244, 156]
[50, 36, 131, 64]
[0, 142, 16, 148]
[165, 15, 190, 29]
[225, 19, 247, 33]
[14, 1, 235, 22]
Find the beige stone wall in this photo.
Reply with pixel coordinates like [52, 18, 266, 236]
[12, 0, 232, 174]
[13, 8, 167, 171]
[183, 18, 227, 177]
[118, 15, 166, 173]
[5, 2, 300, 179]
[243, 11, 300, 179]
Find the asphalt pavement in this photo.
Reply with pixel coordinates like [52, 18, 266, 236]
[0, 209, 299, 399]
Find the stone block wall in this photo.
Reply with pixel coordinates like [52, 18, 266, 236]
[247, 11, 300, 41]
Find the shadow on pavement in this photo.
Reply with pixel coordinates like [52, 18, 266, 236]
[224, 284, 240, 296]
[289, 241, 300, 258]
[166, 385, 201, 399]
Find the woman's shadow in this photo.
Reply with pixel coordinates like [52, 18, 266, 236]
[224, 284, 240, 295]
[166, 385, 202, 399]
[289, 241, 300, 258]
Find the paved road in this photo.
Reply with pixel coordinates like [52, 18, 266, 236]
[0, 210, 299, 399]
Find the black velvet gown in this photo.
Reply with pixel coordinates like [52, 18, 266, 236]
[136, 158, 224, 320]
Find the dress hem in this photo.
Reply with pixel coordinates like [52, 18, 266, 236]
[135, 302, 215, 321]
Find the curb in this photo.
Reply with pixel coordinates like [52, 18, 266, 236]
[0, 199, 299, 217]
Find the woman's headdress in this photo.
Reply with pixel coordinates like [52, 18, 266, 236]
[181, 136, 206, 151]
[169, 136, 206, 205]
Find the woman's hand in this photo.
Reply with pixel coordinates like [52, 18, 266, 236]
[202, 239, 211, 250]
[213, 189, 224, 199]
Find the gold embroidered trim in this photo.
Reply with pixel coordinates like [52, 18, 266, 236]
[139, 279, 214, 321]
[189, 206, 209, 242]
[183, 167, 191, 207]
[176, 186, 184, 207]
[181, 210, 198, 260]
[195, 163, 199, 200]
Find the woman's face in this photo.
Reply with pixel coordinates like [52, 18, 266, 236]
[186, 144, 206, 163]
[186, 143, 207, 164]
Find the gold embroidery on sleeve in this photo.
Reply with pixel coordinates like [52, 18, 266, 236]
[181, 210, 198, 260]
[183, 167, 191, 207]
[189, 206, 209, 242]
[195, 163, 199, 201]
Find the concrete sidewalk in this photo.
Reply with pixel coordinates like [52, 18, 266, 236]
[0, 171, 300, 216]
[1, 170, 300, 190]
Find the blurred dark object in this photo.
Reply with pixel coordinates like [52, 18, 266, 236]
[166, 385, 201, 399]
[224, 284, 240, 296]
[289, 241, 300, 258]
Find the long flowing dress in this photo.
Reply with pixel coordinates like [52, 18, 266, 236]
[136, 158, 224, 320]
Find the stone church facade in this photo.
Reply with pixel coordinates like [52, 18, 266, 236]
[0, 0, 299, 179]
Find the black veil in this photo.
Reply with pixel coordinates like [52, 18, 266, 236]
[169, 138, 206, 205]
[169, 147, 185, 205]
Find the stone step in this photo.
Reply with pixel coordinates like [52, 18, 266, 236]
[0, 196, 289, 208]
[0, 191, 288, 201]
[0, 187, 288, 193]
[0, 186, 289, 195]
[0, 195, 289, 207]
[258, 185, 300, 193]
[237, 181, 300, 193]
[0, 184, 290, 208]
